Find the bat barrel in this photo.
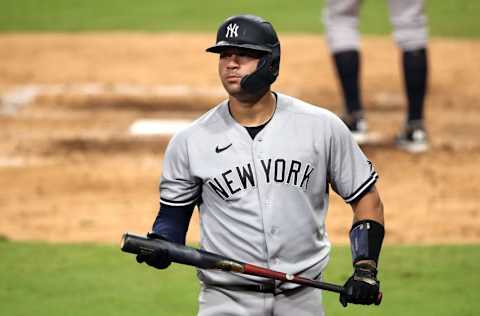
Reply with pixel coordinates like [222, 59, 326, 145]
[121, 233, 160, 255]
[120, 232, 240, 270]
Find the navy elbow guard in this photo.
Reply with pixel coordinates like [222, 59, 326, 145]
[350, 220, 385, 265]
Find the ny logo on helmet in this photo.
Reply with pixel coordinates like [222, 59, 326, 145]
[225, 23, 239, 38]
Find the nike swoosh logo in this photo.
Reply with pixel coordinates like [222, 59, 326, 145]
[215, 143, 232, 153]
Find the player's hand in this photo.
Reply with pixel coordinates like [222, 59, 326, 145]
[136, 232, 172, 269]
[339, 263, 381, 307]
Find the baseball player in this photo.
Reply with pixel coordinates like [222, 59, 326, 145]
[323, 0, 429, 153]
[136, 14, 385, 316]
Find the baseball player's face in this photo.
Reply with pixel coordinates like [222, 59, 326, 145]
[218, 48, 261, 95]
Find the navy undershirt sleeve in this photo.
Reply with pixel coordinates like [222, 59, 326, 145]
[151, 203, 195, 245]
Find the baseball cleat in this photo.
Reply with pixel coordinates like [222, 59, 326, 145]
[341, 114, 370, 145]
[395, 126, 429, 153]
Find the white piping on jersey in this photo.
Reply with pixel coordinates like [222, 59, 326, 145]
[344, 171, 379, 203]
[160, 197, 197, 207]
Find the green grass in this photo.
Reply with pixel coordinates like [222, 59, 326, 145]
[0, 0, 479, 37]
[322, 245, 479, 316]
[0, 240, 199, 316]
[0, 240, 478, 316]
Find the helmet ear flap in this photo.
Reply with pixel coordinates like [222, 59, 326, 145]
[240, 54, 275, 94]
[270, 42, 281, 77]
[240, 42, 280, 94]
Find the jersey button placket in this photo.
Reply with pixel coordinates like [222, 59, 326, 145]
[264, 198, 272, 212]
[270, 226, 278, 235]
[256, 137, 264, 158]
[252, 136, 271, 266]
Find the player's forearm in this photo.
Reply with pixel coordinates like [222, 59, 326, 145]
[351, 185, 384, 225]
[151, 203, 195, 245]
[349, 185, 385, 267]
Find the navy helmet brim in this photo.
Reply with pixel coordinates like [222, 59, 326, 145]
[206, 41, 272, 54]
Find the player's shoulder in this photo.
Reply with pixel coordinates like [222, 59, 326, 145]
[167, 100, 228, 143]
[277, 93, 343, 123]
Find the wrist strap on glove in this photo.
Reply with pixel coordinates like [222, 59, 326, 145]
[353, 263, 378, 285]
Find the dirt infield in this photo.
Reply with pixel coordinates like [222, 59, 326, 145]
[0, 33, 479, 245]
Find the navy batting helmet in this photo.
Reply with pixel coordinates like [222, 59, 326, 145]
[206, 14, 281, 93]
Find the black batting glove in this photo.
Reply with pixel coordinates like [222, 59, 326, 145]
[339, 263, 380, 307]
[135, 232, 172, 270]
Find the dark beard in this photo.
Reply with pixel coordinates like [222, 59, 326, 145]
[230, 85, 270, 103]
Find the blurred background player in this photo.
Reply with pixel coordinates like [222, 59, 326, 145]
[323, 0, 429, 153]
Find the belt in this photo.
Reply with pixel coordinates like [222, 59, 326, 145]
[206, 282, 309, 295]
[207, 282, 277, 293]
[204, 272, 322, 295]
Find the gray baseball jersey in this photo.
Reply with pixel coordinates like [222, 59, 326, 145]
[159, 92, 377, 289]
[324, 0, 428, 52]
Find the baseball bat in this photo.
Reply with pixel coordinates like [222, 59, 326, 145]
[120, 232, 382, 304]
